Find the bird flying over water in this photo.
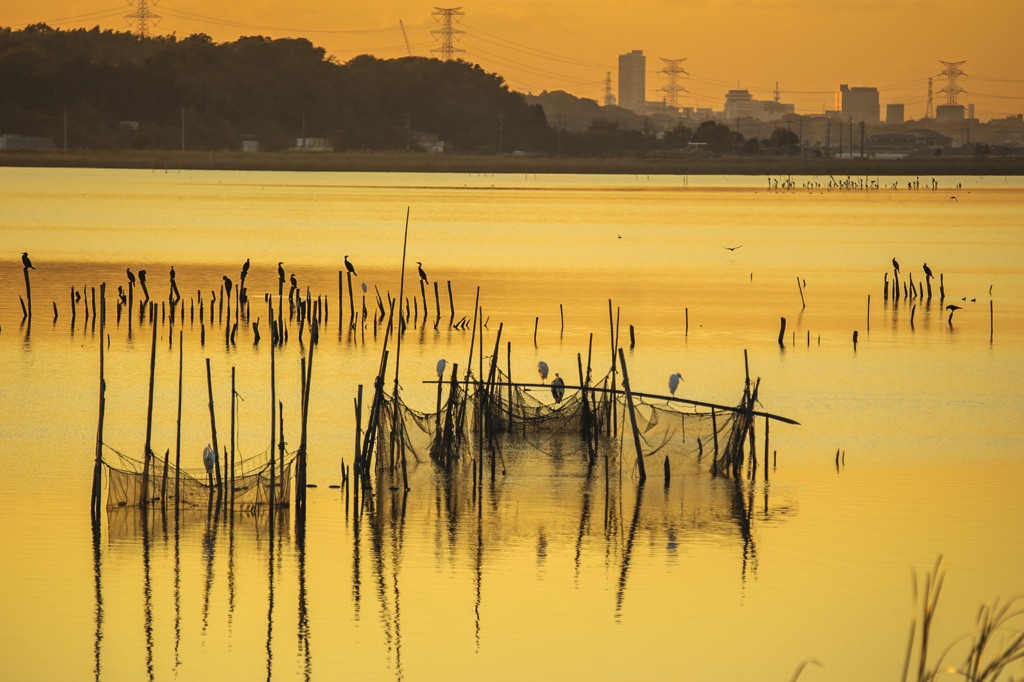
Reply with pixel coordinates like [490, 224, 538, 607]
[892, 258, 900, 274]
[21, 252, 35, 269]
[417, 261, 429, 284]
[922, 262, 933, 279]
[537, 361, 549, 382]
[668, 372, 684, 396]
[723, 245, 742, 251]
[551, 374, 565, 403]
[344, 255, 357, 277]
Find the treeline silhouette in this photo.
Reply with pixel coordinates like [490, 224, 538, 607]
[0, 25, 787, 156]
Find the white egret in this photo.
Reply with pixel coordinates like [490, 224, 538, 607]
[537, 361, 549, 382]
[551, 374, 565, 403]
[202, 444, 215, 472]
[361, 282, 368, 293]
[436, 358, 447, 378]
[668, 372, 684, 396]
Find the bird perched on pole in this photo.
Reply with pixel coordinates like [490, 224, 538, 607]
[892, 257, 900, 274]
[417, 261, 429, 284]
[551, 374, 565, 403]
[345, 255, 358, 277]
[668, 372, 684, 396]
[436, 358, 447, 378]
[21, 252, 35, 269]
[127, 268, 136, 286]
[922, 262, 933, 279]
[278, 262, 285, 285]
[537, 361, 549, 382]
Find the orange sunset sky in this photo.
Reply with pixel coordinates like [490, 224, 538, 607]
[6, 0, 1024, 119]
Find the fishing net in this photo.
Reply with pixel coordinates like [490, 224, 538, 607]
[365, 367, 757, 480]
[103, 444, 295, 510]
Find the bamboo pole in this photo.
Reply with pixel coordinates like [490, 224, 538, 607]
[447, 280, 455, 329]
[175, 329, 182, 509]
[778, 317, 786, 348]
[392, 209, 411, 491]
[347, 270, 355, 330]
[270, 303, 277, 508]
[206, 358, 221, 493]
[867, 295, 871, 332]
[91, 283, 106, 519]
[23, 264, 32, 322]
[796, 276, 806, 308]
[141, 303, 158, 508]
[617, 348, 646, 483]
[434, 281, 441, 329]
[230, 366, 236, 503]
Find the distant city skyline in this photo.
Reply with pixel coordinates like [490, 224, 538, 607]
[6, 0, 1023, 120]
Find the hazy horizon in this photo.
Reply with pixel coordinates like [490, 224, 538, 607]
[5, 0, 1023, 119]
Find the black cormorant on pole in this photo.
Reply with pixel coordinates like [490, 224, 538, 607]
[222, 275, 233, 297]
[892, 257, 900, 274]
[241, 258, 250, 280]
[21, 252, 35, 269]
[417, 261, 429, 285]
[127, 268, 136, 287]
[277, 262, 285, 285]
[138, 269, 149, 301]
[344, 255, 357, 277]
[923, 262, 933, 279]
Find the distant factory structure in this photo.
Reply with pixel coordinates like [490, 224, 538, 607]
[836, 84, 880, 124]
[724, 89, 794, 121]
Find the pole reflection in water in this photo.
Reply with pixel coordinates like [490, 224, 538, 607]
[614, 481, 645, 619]
[91, 514, 103, 682]
[297, 503, 312, 682]
[141, 508, 154, 682]
[265, 506, 275, 682]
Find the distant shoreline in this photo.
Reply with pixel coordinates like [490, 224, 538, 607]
[2, 149, 1023, 176]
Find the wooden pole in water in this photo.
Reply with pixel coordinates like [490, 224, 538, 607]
[867, 295, 871, 332]
[338, 270, 343, 332]
[393, 208, 411, 491]
[434, 281, 441, 329]
[23, 264, 32, 322]
[778, 317, 786, 348]
[142, 303, 158, 508]
[796, 276, 806, 308]
[617, 348, 646, 483]
[507, 341, 513, 432]
[533, 316, 539, 345]
[447, 280, 455, 328]
[269, 303, 277, 507]
[990, 299, 994, 342]
[629, 324, 635, 349]
[559, 304, 564, 334]
[685, 308, 689, 337]
[91, 283, 106, 519]
[420, 278, 428, 322]
[230, 366, 236, 503]
[354, 384, 363, 477]
[175, 329, 183, 509]
[206, 358, 221, 493]
[347, 270, 355, 330]
[711, 408, 719, 458]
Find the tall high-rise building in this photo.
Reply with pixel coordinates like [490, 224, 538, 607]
[886, 103, 905, 125]
[618, 50, 646, 114]
[836, 84, 880, 124]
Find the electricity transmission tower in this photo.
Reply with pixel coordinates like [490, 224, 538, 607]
[431, 7, 465, 61]
[603, 72, 615, 106]
[659, 58, 688, 109]
[125, 0, 161, 37]
[925, 77, 934, 118]
[938, 59, 967, 106]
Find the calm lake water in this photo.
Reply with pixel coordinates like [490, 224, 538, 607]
[1, 167, 1023, 681]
